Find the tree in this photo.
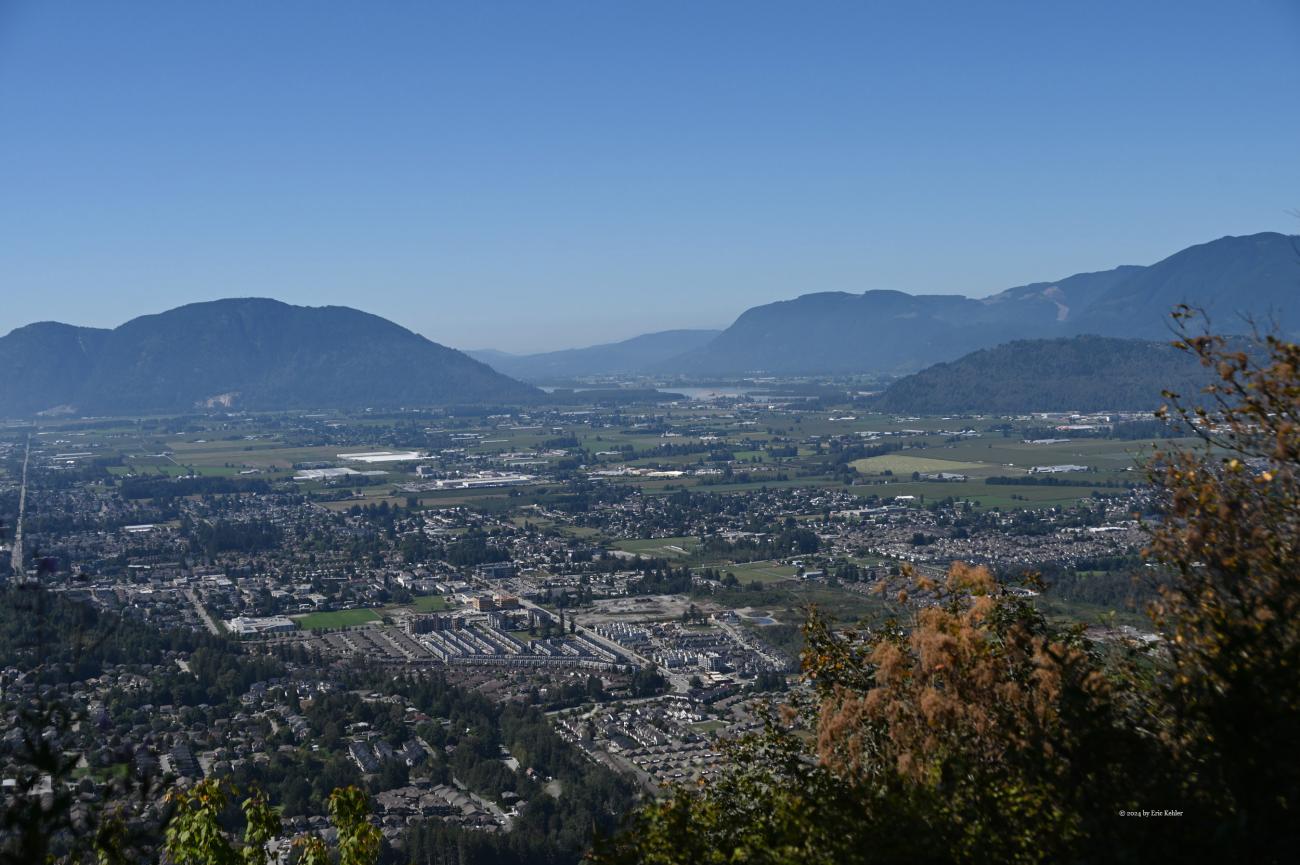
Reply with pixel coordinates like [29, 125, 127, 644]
[592, 315, 1300, 864]
[1143, 308, 1300, 855]
[164, 780, 279, 865]
[595, 563, 1169, 865]
[325, 786, 382, 865]
[164, 780, 380, 865]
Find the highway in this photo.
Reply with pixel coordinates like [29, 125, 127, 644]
[10, 435, 30, 580]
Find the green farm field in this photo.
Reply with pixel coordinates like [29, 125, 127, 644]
[936, 436, 1184, 471]
[167, 441, 356, 470]
[850, 454, 988, 475]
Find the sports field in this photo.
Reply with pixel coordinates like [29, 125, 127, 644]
[292, 609, 381, 630]
[613, 536, 700, 558]
[409, 595, 450, 612]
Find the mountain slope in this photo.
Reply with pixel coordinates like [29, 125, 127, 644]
[667, 233, 1300, 375]
[0, 298, 539, 416]
[873, 335, 1212, 413]
[0, 322, 110, 415]
[1074, 233, 1300, 337]
[661, 290, 1030, 375]
[470, 329, 721, 380]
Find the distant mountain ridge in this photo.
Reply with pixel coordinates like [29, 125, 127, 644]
[6, 233, 1296, 416]
[873, 335, 1213, 413]
[468, 329, 721, 381]
[0, 298, 539, 416]
[660, 232, 1300, 375]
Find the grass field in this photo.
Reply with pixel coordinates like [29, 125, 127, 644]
[613, 536, 701, 558]
[692, 720, 728, 734]
[712, 583, 886, 625]
[850, 454, 988, 475]
[408, 595, 450, 612]
[292, 609, 381, 630]
[722, 560, 800, 583]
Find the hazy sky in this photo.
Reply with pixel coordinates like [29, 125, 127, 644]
[2, 2, 1298, 353]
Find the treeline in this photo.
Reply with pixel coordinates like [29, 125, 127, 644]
[1032, 558, 1161, 608]
[698, 526, 820, 561]
[443, 531, 511, 567]
[626, 561, 694, 595]
[985, 475, 1138, 488]
[119, 475, 272, 499]
[1018, 417, 1187, 441]
[185, 518, 282, 556]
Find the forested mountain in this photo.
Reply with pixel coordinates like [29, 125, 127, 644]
[873, 335, 1212, 413]
[660, 289, 1019, 375]
[661, 232, 1300, 375]
[1073, 232, 1300, 337]
[469, 329, 721, 381]
[0, 298, 539, 416]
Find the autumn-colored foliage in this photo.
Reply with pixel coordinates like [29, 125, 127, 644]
[594, 562, 1169, 865]
[592, 315, 1300, 864]
[1146, 308, 1300, 851]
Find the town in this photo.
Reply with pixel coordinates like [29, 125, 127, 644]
[0, 391, 1169, 859]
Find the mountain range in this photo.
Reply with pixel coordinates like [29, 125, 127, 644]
[0, 298, 538, 416]
[469, 232, 1299, 378]
[657, 232, 1300, 376]
[2, 232, 1296, 417]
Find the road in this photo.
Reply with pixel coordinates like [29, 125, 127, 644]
[414, 736, 513, 830]
[715, 618, 787, 671]
[185, 587, 222, 635]
[10, 435, 30, 580]
[451, 775, 513, 829]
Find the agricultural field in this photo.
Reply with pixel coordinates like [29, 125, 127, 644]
[12, 401, 1191, 520]
[849, 454, 987, 476]
[167, 441, 362, 470]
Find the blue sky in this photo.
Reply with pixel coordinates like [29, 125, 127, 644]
[2, 1, 1298, 353]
